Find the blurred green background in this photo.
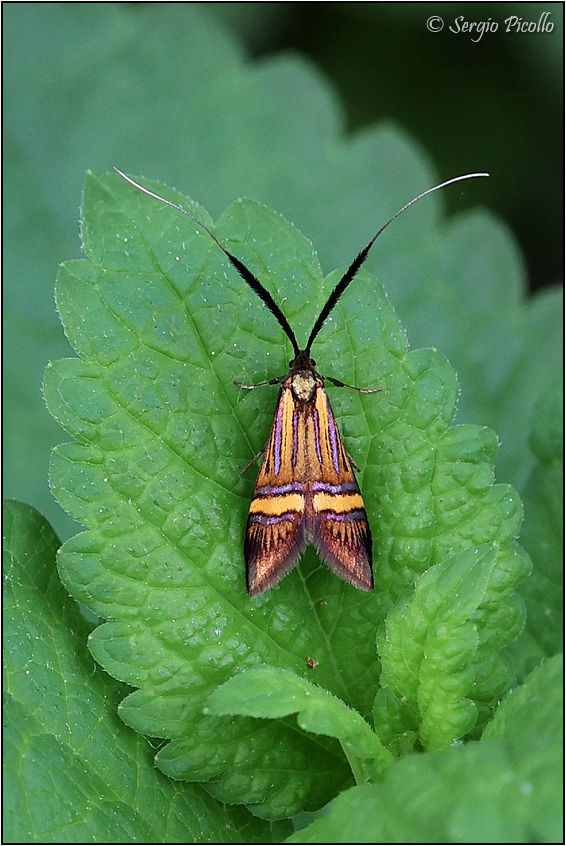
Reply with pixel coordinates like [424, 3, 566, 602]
[4, 3, 563, 541]
[218, 1, 563, 292]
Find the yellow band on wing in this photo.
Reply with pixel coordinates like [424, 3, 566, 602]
[313, 492, 364, 513]
[249, 494, 305, 516]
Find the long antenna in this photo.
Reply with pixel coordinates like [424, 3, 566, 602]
[113, 168, 301, 357]
[115, 168, 488, 361]
[304, 172, 489, 356]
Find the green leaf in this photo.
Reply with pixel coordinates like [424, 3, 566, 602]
[293, 653, 564, 845]
[509, 381, 563, 678]
[287, 736, 562, 844]
[482, 653, 563, 743]
[42, 171, 531, 817]
[155, 710, 351, 821]
[376, 539, 532, 750]
[296, 655, 563, 843]
[377, 545, 498, 750]
[5, 4, 562, 540]
[3, 501, 289, 843]
[150, 661, 355, 821]
[373, 417, 531, 748]
[391, 212, 563, 494]
[207, 667, 392, 784]
[6, 3, 562, 835]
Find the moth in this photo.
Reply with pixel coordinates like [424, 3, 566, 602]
[115, 168, 488, 595]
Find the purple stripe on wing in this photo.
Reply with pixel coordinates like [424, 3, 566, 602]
[311, 481, 359, 494]
[322, 509, 367, 522]
[292, 406, 299, 467]
[326, 398, 341, 474]
[313, 405, 323, 466]
[274, 399, 284, 476]
[254, 482, 307, 496]
[248, 512, 300, 526]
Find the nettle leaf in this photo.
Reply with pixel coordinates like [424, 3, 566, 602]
[482, 652, 563, 744]
[155, 709, 351, 821]
[291, 654, 563, 843]
[377, 544, 494, 751]
[207, 667, 392, 785]
[387, 211, 563, 494]
[44, 171, 531, 817]
[3, 501, 288, 844]
[288, 736, 562, 844]
[6, 3, 561, 574]
[375, 541, 531, 751]
[509, 380, 563, 677]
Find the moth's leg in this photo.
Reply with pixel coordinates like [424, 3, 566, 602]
[235, 378, 279, 471]
[241, 444, 267, 474]
[234, 376, 284, 390]
[345, 450, 360, 472]
[324, 375, 382, 394]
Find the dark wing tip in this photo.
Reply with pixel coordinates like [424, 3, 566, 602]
[314, 512, 374, 591]
[245, 513, 306, 596]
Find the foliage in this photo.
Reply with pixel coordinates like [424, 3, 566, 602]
[287, 655, 562, 843]
[4, 5, 562, 843]
[4, 4, 562, 535]
[3, 501, 289, 843]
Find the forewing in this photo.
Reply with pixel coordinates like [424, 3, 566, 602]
[310, 387, 374, 591]
[244, 382, 373, 594]
[245, 386, 306, 595]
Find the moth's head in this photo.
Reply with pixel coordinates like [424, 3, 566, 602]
[290, 350, 316, 371]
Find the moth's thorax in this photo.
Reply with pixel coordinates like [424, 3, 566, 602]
[287, 350, 320, 402]
[289, 369, 319, 402]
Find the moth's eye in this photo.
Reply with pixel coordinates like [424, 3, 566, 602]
[289, 360, 293, 367]
[311, 358, 316, 366]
